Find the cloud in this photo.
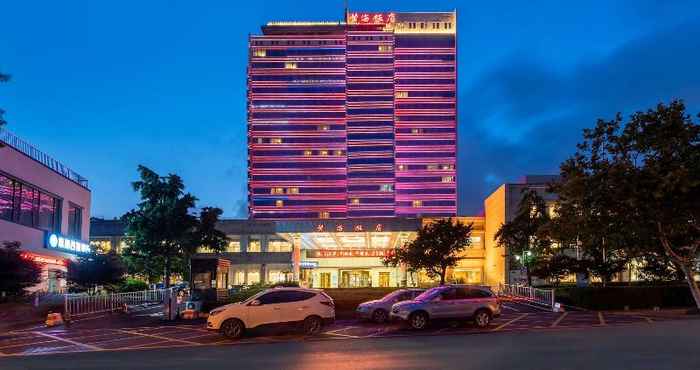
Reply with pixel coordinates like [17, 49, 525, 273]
[458, 19, 700, 215]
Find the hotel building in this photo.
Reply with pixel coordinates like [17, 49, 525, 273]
[1, 128, 91, 293]
[248, 10, 457, 219]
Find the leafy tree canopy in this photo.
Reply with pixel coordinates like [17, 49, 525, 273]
[67, 252, 126, 293]
[0, 241, 42, 297]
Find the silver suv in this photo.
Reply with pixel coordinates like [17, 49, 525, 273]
[390, 285, 501, 329]
[356, 289, 424, 323]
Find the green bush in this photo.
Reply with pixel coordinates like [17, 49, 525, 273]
[555, 285, 694, 310]
[118, 278, 149, 292]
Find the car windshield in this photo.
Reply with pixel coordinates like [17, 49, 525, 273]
[414, 287, 447, 301]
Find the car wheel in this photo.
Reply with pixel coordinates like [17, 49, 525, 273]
[474, 309, 491, 328]
[220, 319, 244, 340]
[303, 316, 323, 336]
[409, 311, 429, 330]
[372, 309, 388, 324]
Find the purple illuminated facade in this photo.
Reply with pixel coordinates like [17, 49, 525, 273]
[248, 11, 457, 220]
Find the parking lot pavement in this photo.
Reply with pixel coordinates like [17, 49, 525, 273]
[0, 301, 692, 358]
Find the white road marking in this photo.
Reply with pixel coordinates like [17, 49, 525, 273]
[501, 304, 521, 312]
[324, 326, 358, 334]
[32, 331, 102, 351]
[550, 312, 569, 327]
[598, 312, 606, 326]
[112, 329, 201, 345]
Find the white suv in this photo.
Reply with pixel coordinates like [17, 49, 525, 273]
[207, 287, 335, 339]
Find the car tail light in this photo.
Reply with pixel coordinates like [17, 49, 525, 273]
[321, 301, 335, 307]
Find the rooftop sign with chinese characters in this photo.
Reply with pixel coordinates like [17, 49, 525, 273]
[347, 12, 396, 26]
[46, 233, 90, 255]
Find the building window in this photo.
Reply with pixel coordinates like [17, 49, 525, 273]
[412, 200, 423, 208]
[411, 128, 422, 134]
[427, 164, 439, 171]
[397, 164, 406, 171]
[378, 45, 393, 52]
[334, 150, 343, 156]
[442, 176, 455, 183]
[395, 91, 408, 98]
[350, 198, 360, 205]
[380, 184, 393, 192]
[38, 192, 56, 231]
[227, 241, 241, 253]
[270, 138, 282, 144]
[270, 187, 284, 195]
[248, 239, 261, 253]
[275, 200, 284, 208]
[268, 240, 292, 252]
[319, 211, 330, 219]
[68, 203, 82, 238]
[253, 49, 267, 57]
[287, 187, 299, 195]
[442, 164, 455, 170]
[318, 125, 330, 131]
[284, 62, 297, 69]
[319, 150, 329, 156]
[303, 149, 312, 156]
[0, 174, 59, 232]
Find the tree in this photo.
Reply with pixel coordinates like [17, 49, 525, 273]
[67, 252, 126, 293]
[383, 218, 472, 285]
[0, 241, 42, 298]
[122, 165, 228, 288]
[0, 72, 10, 145]
[554, 100, 700, 308]
[495, 189, 552, 285]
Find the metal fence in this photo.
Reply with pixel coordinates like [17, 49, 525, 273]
[499, 284, 556, 311]
[64, 289, 171, 320]
[0, 127, 89, 188]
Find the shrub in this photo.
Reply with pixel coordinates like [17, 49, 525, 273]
[118, 278, 149, 292]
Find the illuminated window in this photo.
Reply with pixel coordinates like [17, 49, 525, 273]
[426, 164, 439, 171]
[270, 138, 282, 144]
[303, 149, 312, 156]
[270, 187, 284, 194]
[319, 150, 329, 156]
[412, 200, 423, 208]
[380, 184, 393, 192]
[227, 241, 241, 252]
[248, 240, 261, 253]
[397, 164, 406, 171]
[268, 240, 292, 252]
[285, 62, 298, 69]
[350, 198, 360, 205]
[442, 176, 455, 183]
[287, 187, 299, 194]
[319, 211, 330, 219]
[442, 164, 455, 170]
[253, 49, 267, 57]
[411, 128, 422, 134]
[256, 138, 263, 144]
[420, 22, 426, 29]
[334, 150, 344, 156]
[275, 200, 284, 208]
[318, 125, 330, 131]
[395, 91, 408, 98]
[378, 45, 393, 52]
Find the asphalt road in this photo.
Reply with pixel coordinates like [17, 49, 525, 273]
[2, 318, 698, 370]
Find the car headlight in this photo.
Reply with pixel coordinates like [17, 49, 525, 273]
[209, 309, 223, 317]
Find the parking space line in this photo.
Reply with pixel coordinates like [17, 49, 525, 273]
[492, 313, 528, 331]
[32, 331, 102, 351]
[550, 312, 568, 327]
[324, 332, 361, 339]
[501, 304, 520, 312]
[598, 312, 606, 326]
[324, 326, 358, 335]
[112, 329, 201, 346]
[0, 339, 57, 350]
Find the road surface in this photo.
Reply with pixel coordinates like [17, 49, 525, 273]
[1, 317, 698, 370]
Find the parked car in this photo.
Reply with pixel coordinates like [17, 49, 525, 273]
[356, 289, 425, 323]
[206, 287, 335, 339]
[390, 285, 501, 330]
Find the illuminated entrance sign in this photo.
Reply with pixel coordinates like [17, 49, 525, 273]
[46, 233, 90, 254]
[21, 252, 67, 266]
[300, 261, 318, 269]
[307, 249, 394, 258]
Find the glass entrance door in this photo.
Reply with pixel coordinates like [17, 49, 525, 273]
[319, 272, 331, 289]
[378, 272, 390, 287]
[340, 270, 370, 288]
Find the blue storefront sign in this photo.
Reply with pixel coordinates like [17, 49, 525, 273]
[46, 233, 90, 254]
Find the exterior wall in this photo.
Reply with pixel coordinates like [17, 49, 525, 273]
[483, 185, 507, 287]
[1, 139, 91, 292]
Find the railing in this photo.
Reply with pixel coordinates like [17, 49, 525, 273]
[499, 283, 556, 311]
[0, 128, 89, 188]
[64, 289, 171, 320]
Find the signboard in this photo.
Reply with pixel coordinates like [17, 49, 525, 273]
[300, 261, 319, 269]
[306, 249, 394, 258]
[21, 252, 67, 266]
[46, 233, 90, 254]
[347, 12, 396, 25]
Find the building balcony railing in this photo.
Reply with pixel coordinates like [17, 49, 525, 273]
[0, 128, 89, 188]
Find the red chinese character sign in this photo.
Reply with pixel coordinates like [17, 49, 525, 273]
[347, 12, 396, 25]
[306, 249, 395, 258]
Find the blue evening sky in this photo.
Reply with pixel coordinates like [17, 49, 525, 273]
[1, 1, 699, 218]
